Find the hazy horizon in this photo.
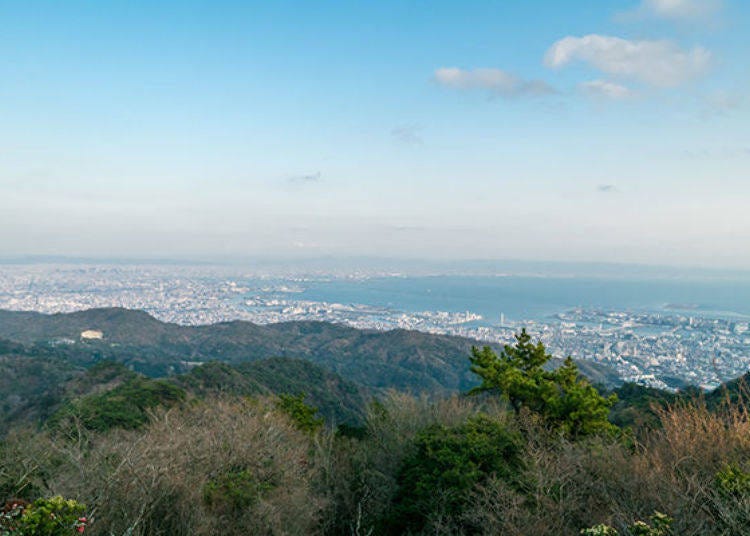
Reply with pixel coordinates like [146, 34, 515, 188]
[2, 254, 750, 282]
[2, 1, 748, 268]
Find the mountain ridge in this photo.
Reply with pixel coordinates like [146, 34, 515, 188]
[0, 307, 622, 392]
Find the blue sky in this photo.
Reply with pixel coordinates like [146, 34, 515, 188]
[1, 0, 748, 267]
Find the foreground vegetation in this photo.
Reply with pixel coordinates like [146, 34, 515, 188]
[2, 331, 750, 534]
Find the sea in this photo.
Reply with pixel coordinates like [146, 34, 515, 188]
[290, 275, 750, 324]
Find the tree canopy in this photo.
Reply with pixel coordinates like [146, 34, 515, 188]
[469, 329, 616, 436]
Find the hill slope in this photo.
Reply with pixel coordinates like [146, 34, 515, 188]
[0, 354, 369, 434]
[0, 307, 621, 393]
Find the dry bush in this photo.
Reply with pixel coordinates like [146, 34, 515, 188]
[652, 398, 750, 470]
[318, 392, 511, 535]
[9, 391, 750, 535]
[462, 421, 633, 535]
[465, 397, 750, 536]
[365, 391, 509, 459]
[50, 397, 325, 536]
[637, 398, 750, 534]
[0, 430, 61, 502]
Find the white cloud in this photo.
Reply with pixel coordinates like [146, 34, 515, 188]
[579, 79, 635, 99]
[434, 67, 555, 97]
[630, 0, 722, 21]
[545, 35, 711, 88]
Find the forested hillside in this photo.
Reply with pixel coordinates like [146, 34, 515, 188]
[3, 309, 750, 535]
[0, 307, 620, 390]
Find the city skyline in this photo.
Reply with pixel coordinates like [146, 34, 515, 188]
[1, 0, 749, 268]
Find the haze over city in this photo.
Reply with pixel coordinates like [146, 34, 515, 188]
[1, 0, 748, 268]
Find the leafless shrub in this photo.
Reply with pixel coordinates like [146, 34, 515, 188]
[463, 396, 750, 536]
[318, 392, 511, 535]
[51, 397, 324, 535]
[0, 430, 60, 501]
[8, 391, 750, 535]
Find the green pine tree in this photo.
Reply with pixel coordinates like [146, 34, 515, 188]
[470, 329, 617, 437]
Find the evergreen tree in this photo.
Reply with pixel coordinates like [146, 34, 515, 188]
[470, 329, 617, 436]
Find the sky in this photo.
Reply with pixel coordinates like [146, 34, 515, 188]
[1, 0, 749, 268]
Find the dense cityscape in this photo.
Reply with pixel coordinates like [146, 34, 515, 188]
[1, 263, 748, 391]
